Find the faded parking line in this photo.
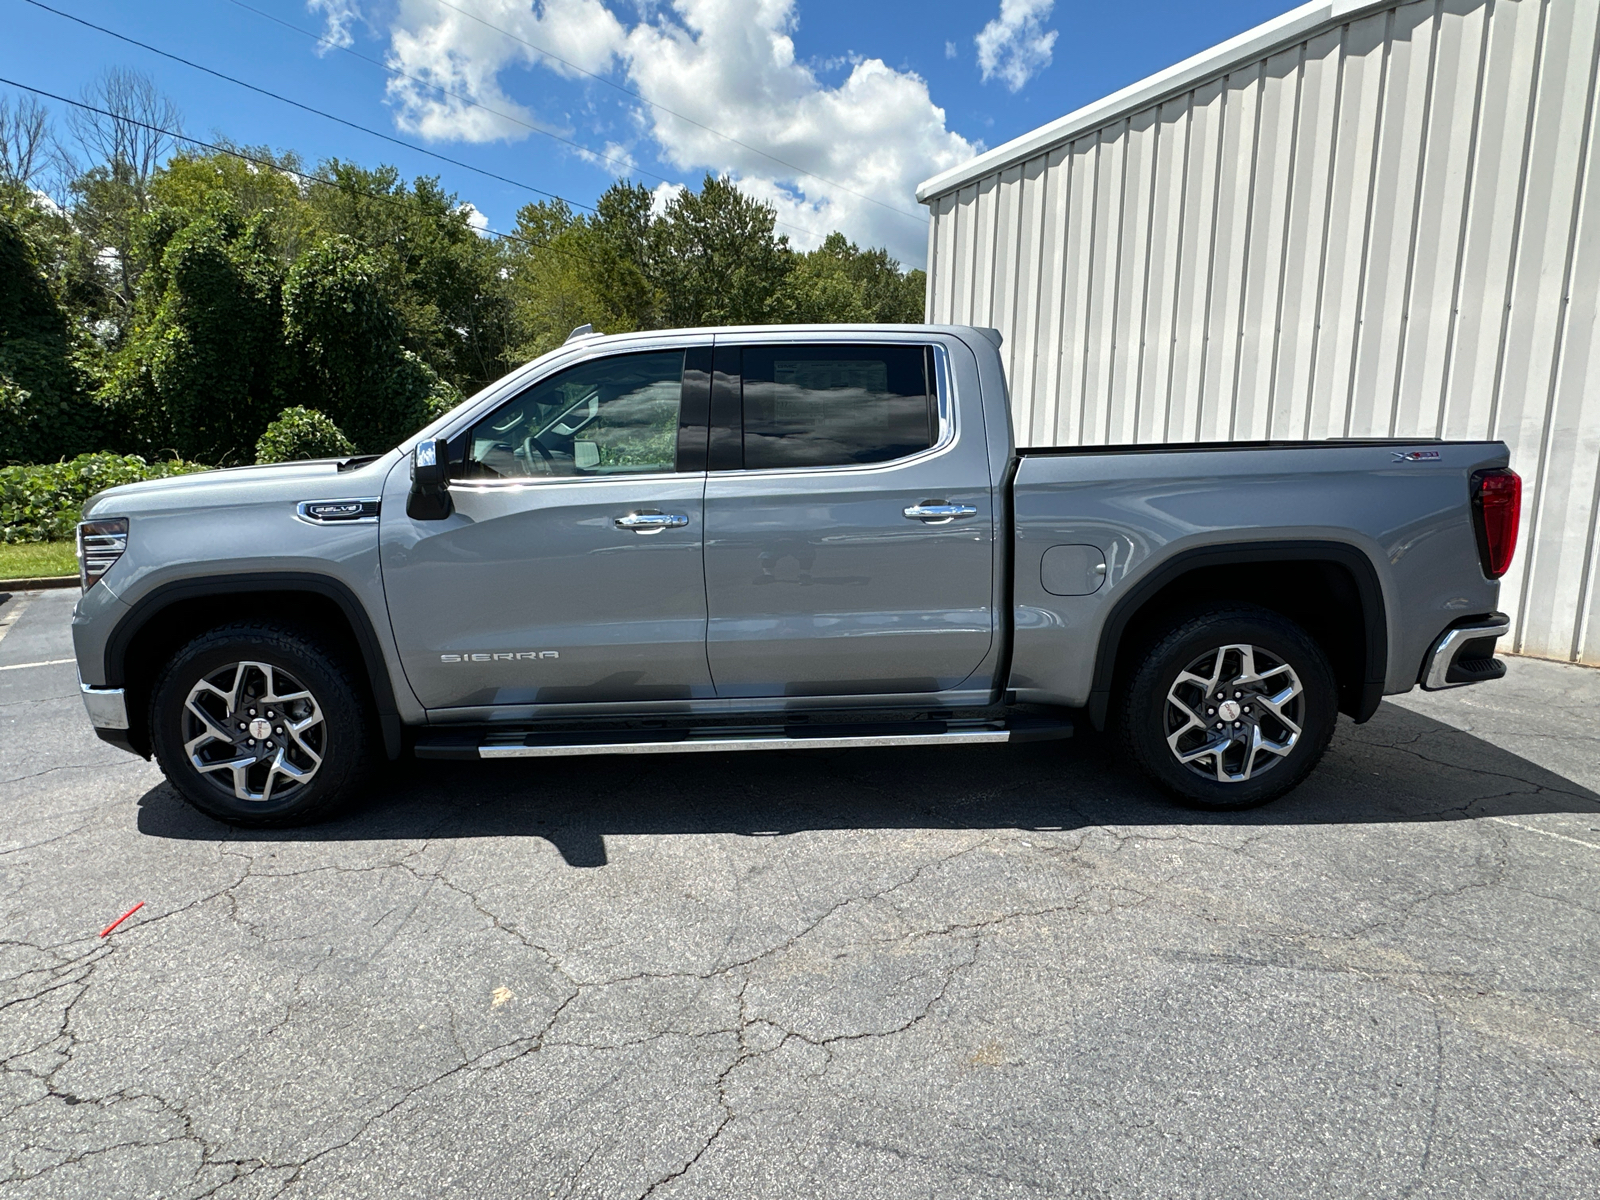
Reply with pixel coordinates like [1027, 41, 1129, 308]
[1489, 816, 1600, 853]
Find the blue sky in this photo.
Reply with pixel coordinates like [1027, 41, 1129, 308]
[1, 0, 1293, 266]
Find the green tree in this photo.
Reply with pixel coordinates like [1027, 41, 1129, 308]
[504, 193, 659, 360]
[0, 211, 95, 464]
[780, 232, 925, 324]
[61, 69, 185, 340]
[283, 235, 459, 453]
[651, 175, 794, 327]
[305, 163, 516, 393]
[100, 204, 287, 462]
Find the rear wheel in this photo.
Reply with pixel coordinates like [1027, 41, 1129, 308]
[150, 622, 373, 826]
[1117, 606, 1338, 810]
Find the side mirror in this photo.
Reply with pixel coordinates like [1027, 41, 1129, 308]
[407, 438, 453, 520]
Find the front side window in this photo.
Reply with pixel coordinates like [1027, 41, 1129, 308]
[462, 351, 684, 479]
[740, 345, 935, 470]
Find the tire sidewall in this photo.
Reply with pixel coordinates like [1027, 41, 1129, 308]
[151, 626, 368, 824]
[1122, 608, 1338, 810]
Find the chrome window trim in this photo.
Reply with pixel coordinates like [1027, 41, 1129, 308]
[426, 333, 959, 485]
[711, 342, 957, 481]
[447, 469, 704, 492]
[448, 344, 697, 489]
[432, 337, 714, 442]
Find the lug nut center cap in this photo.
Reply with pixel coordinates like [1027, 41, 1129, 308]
[1217, 700, 1242, 722]
[248, 718, 274, 741]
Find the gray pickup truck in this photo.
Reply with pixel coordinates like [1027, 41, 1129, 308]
[70, 324, 1521, 826]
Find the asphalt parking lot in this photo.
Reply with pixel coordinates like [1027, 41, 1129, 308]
[3, 586, 1599, 1199]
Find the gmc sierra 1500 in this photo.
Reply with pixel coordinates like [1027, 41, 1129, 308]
[71, 324, 1519, 825]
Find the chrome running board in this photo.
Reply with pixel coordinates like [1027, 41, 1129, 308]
[413, 716, 1071, 761]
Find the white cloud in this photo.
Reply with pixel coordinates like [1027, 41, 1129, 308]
[945, 40, 957, 60]
[378, 0, 977, 264]
[307, 0, 362, 54]
[649, 180, 686, 217]
[457, 201, 491, 234]
[975, 0, 1057, 92]
[384, 0, 625, 143]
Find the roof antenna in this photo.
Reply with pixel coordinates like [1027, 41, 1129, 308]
[565, 323, 598, 343]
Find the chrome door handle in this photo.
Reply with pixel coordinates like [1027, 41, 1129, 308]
[903, 502, 978, 524]
[615, 511, 689, 534]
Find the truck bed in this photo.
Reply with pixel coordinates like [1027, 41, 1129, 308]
[1007, 437, 1510, 717]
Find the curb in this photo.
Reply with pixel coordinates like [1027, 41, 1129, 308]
[0, 575, 78, 591]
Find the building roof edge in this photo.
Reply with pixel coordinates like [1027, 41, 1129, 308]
[916, 0, 1394, 203]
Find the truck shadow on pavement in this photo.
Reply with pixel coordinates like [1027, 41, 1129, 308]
[135, 701, 1600, 867]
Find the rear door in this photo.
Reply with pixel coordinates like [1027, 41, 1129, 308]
[381, 345, 714, 711]
[701, 338, 995, 699]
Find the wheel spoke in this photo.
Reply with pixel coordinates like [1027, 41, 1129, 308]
[1175, 735, 1229, 765]
[182, 659, 327, 804]
[1163, 640, 1305, 786]
[182, 702, 233, 757]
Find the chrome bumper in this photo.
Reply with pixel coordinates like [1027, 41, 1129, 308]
[1422, 613, 1511, 691]
[79, 678, 130, 730]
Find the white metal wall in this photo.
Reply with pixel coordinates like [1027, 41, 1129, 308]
[924, 0, 1600, 666]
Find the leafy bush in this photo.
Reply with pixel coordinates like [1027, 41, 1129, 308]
[1, 452, 207, 543]
[99, 206, 288, 464]
[1, 217, 99, 465]
[283, 236, 451, 453]
[255, 406, 355, 464]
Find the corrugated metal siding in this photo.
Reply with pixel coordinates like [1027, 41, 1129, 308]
[924, 0, 1600, 665]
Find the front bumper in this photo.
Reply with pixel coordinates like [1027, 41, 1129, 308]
[79, 677, 144, 756]
[79, 678, 129, 729]
[1421, 613, 1511, 690]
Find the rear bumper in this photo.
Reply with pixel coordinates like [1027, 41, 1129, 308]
[1421, 613, 1510, 691]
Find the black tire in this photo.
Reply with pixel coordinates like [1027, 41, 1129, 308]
[150, 621, 374, 827]
[1116, 605, 1338, 811]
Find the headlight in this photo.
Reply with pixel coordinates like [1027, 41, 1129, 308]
[77, 518, 128, 591]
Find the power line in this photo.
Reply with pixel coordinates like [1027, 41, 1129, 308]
[19, 0, 596, 212]
[427, 0, 927, 226]
[224, 0, 649, 184]
[219, 0, 824, 243]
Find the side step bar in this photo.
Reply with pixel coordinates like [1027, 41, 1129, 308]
[413, 715, 1071, 761]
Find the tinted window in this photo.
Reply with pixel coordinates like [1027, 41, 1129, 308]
[740, 345, 934, 469]
[463, 351, 684, 479]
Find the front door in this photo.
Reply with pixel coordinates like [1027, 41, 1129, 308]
[702, 340, 996, 698]
[381, 348, 713, 711]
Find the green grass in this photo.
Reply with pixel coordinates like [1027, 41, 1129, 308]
[0, 540, 78, 580]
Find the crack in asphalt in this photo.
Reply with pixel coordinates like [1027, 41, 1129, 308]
[4, 607, 1600, 1195]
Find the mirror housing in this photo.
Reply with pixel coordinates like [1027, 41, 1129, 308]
[407, 438, 453, 520]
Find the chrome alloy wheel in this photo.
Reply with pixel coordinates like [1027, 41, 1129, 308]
[1164, 643, 1304, 784]
[182, 661, 326, 803]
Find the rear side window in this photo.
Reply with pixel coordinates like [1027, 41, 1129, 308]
[740, 345, 935, 470]
[461, 351, 684, 479]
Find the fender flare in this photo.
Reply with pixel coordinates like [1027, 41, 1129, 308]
[1084, 540, 1389, 729]
[104, 572, 403, 758]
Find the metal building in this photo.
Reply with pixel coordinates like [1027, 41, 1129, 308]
[918, 0, 1600, 666]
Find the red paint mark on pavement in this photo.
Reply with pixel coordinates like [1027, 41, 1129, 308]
[99, 902, 145, 937]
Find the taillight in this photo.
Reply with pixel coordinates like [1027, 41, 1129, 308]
[1470, 469, 1521, 579]
[77, 518, 128, 591]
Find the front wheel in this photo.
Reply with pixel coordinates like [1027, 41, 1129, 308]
[150, 622, 374, 826]
[1117, 605, 1338, 810]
